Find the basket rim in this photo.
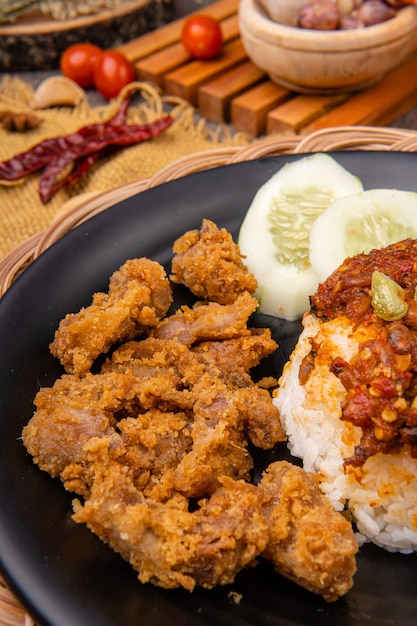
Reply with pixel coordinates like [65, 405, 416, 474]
[2, 125, 417, 297]
[2, 124, 417, 298]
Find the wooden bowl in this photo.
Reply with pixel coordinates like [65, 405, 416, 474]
[257, 0, 363, 26]
[238, 0, 417, 94]
[257, 0, 307, 26]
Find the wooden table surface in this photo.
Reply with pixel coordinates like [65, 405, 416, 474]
[3, 0, 417, 139]
[115, 0, 417, 138]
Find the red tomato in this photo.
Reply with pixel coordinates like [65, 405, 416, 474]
[92, 51, 135, 100]
[181, 15, 223, 60]
[60, 43, 102, 88]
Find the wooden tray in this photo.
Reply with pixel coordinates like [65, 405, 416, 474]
[2, 125, 417, 625]
[117, 0, 417, 138]
[0, 0, 173, 71]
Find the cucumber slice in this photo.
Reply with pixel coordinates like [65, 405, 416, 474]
[310, 188, 417, 282]
[238, 154, 363, 321]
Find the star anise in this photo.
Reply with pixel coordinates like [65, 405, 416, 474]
[0, 110, 42, 132]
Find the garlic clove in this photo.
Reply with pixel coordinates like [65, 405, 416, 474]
[31, 76, 85, 109]
[337, 0, 363, 16]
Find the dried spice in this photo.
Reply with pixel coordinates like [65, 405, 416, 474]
[0, 96, 130, 181]
[31, 76, 85, 109]
[0, 110, 42, 132]
[39, 116, 173, 203]
[0, 96, 173, 203]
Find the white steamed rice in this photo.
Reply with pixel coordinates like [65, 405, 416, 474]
[274, 312, 417, 554]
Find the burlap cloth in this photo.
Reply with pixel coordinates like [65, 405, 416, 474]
[0, 76, 250, 260]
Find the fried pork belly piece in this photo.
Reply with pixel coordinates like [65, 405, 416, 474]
[260, 461, 358, 603]
[72, 465, 268, 591]
[22, 370, 252, 501]
[25, 291, 283, 501]
[171, 219, 257, 304]
[50, 258, 173, 375]
[24, 233, 357, 601]
[25, 338, 278, 501]
[152, 291, 258, 345]
[169, 383, 252, 498]
[70, 457, 355, 599]
[23, 376, 354, 600]
[22, 372, 128, 485]
[234, 386, 284, 450]
[105, 330, 284, 452]
[192, 328, 277, 385]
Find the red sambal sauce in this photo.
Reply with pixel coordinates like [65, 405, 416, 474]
[309, 239, 417, 466]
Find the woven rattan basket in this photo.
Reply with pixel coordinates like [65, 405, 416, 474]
[2, 124, 417, 625]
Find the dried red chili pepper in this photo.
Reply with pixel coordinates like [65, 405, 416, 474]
[0, 96, 173, 203]
[51, 150, 104, 195]
[39, 115, 173, 203]
[0, 97, 130, 182]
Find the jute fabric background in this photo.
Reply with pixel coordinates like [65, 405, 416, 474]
[0, 76, 249, 259]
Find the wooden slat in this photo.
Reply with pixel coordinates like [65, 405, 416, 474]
[267, 93, 350, 134]
[198, 60, 265, 123]
[135, 14, 240, 87]
[164, 38, 246, 105]
[135, 41, 189, 86]
[231, 81, 292, 137]
[117, 0, 417, 137]
[307, 52, 417, 131]
[117, 0, 239, 62]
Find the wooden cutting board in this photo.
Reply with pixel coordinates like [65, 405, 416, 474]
[0, 0, 171, 71]
[118, 0, 417, 137]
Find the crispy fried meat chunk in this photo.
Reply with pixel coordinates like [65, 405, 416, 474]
[23, 227, 357, 601]
[72, 467, 268, 591]
[22, 372, 128, 490]
[23, 362, 354, 601]
[22, 369, 253, 501]
[70, 457, 356, 599]
[104, 329, 284, 453]
[234, 386, 285, 449]
[171, 219, 257, 304]
[169, 382, 252, 497]
[191, 331, 285, 449]
[192, 328, 277, 385]
[260, 461, 358, 602]
[27, 310, 284, 500]
[152, 291, 258, 345]
[50, 258, 173, 375]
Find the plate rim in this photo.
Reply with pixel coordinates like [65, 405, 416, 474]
[2, 151, 417, 626]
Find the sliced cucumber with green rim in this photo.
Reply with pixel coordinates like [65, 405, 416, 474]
[310, 188, 417, 282]
[238, 153, 363, 321]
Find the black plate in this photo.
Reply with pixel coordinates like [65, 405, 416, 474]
[1, 152, 417, 626]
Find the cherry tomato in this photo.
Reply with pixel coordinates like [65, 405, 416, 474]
[181, 15, 223, 60]
[92, 51, 135, 100]
[60, 43, 102, 88]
